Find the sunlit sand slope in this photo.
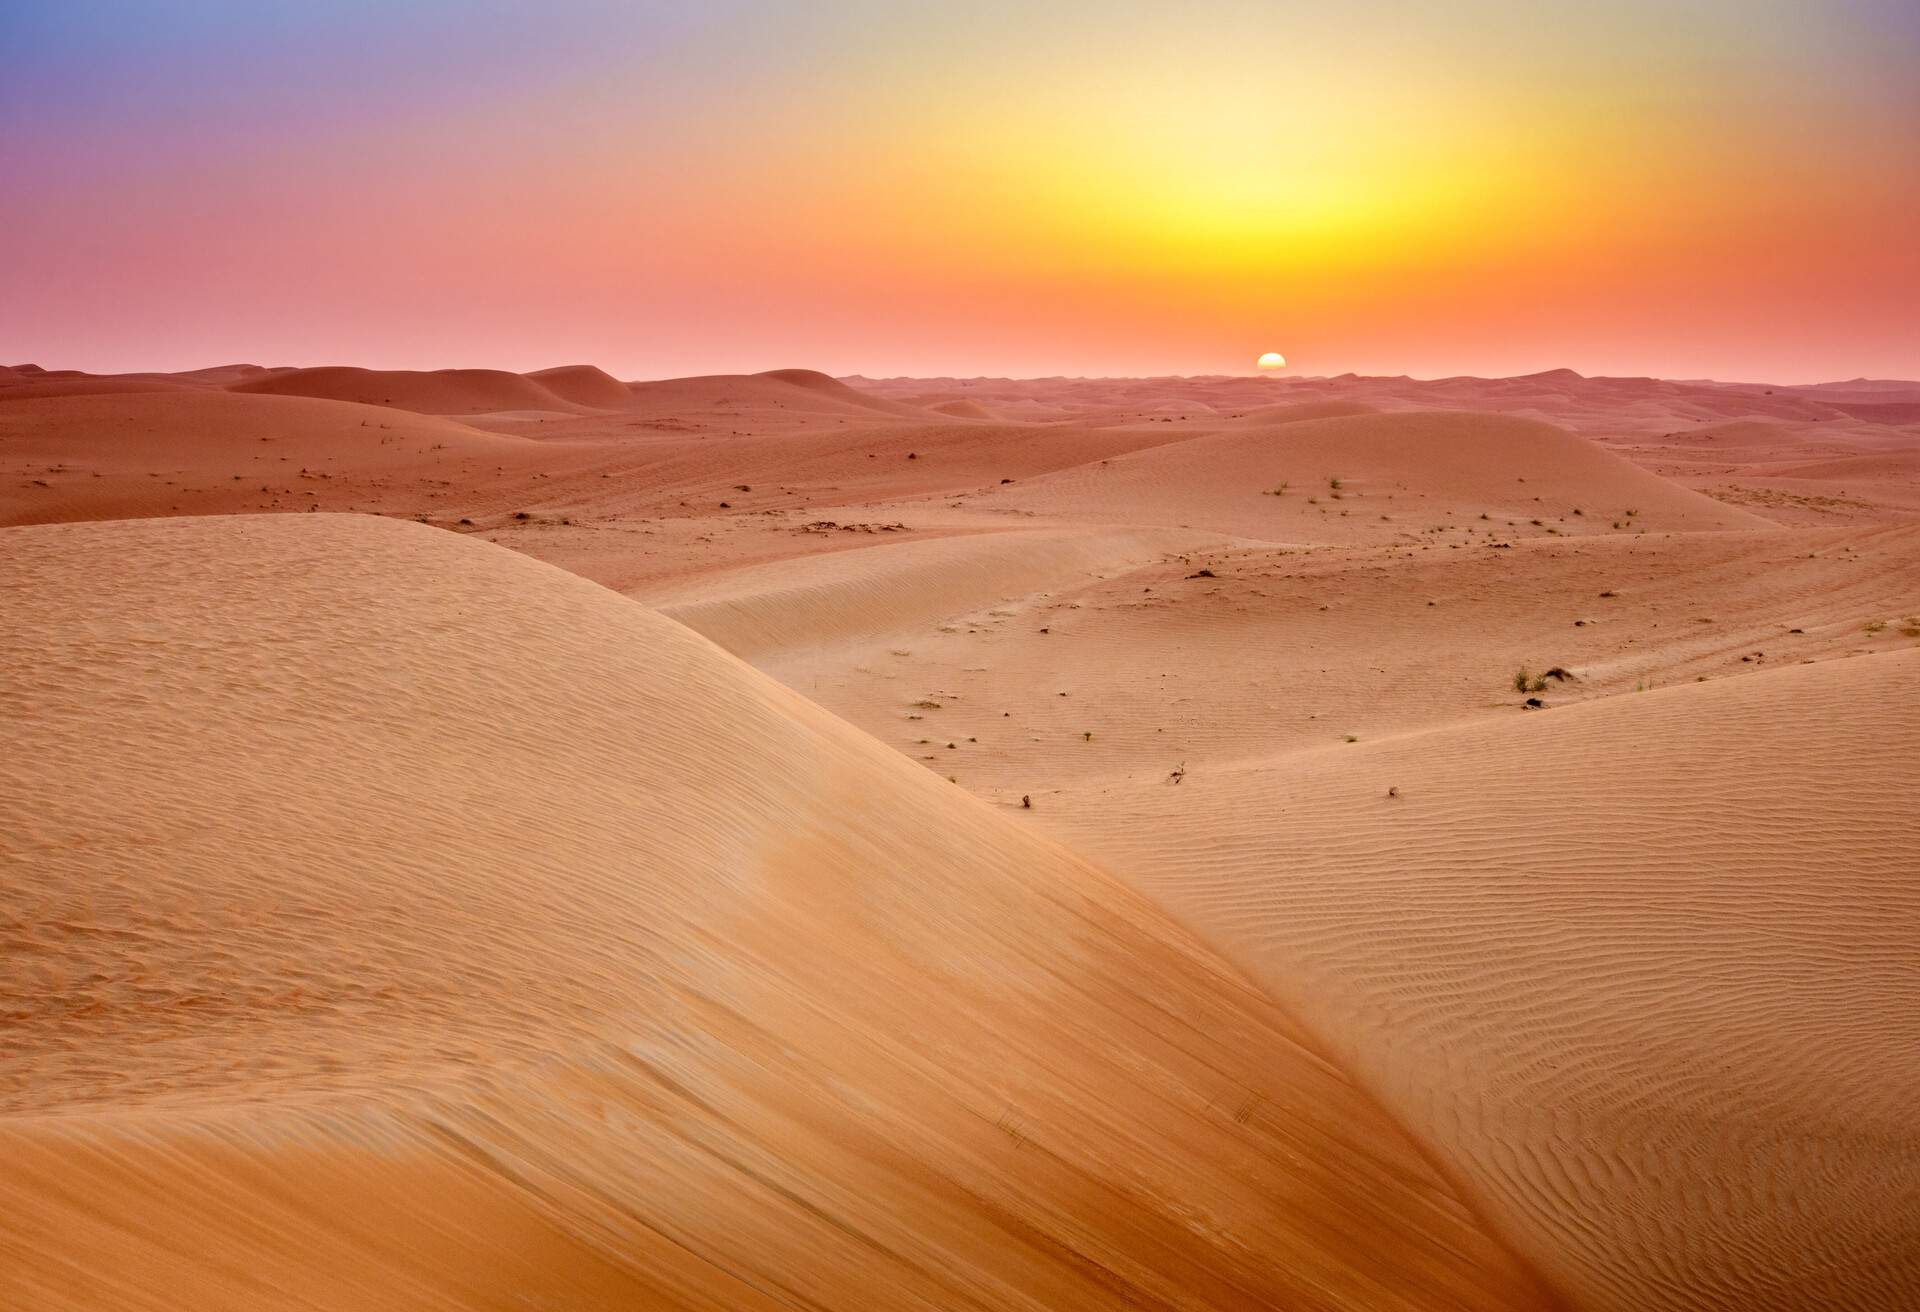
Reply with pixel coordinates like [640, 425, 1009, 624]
[0, 514, 1552, 1312]
[647, 525, 1215, 659]
[1050, 652, 1920, 1311]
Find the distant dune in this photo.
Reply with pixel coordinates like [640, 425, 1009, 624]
[621, 368, 929, 421]
[0, 391, 536, 526]
[986, 409, 1769, 542]
[0, 375, 199, 401]
[526, 363, 634, 408]
[232, 365, 587, 414]
[755, 367, 932, 416]
[928, 397, 1001, 419]
[1227, 398, 1381, 425]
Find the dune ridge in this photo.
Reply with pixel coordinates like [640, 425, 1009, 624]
[526, 363, 634, 408]
[231, 365, 589, 415]
[0, 513, 1554, 1312]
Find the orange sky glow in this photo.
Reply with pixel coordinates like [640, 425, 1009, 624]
[4, 1, 1916, 381]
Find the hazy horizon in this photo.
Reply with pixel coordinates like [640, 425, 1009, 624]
[8, 357, 1917, 390]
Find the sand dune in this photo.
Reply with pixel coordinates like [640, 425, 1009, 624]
[1044, 652, 1920, 1311]
[231, 365, 587, 415]
[7, 363, 1917, 1311]
[617, 369, 931, 425]
[649, 524, 1215, 659]
[1599, 416, 1920, 524]
[525, 362, 634, 408]
[756, 367, 931, 415]
[929, 397, 1002, 419]
[0, 391, 537, 526]
[168, 363, 280, 385]
[0, 374, 201, 401]
[722, 521, 1920, 797]
[0, 513, 1551, 1312]
[1226, 398, 1382, 425]
[981, 410, 1769, 543]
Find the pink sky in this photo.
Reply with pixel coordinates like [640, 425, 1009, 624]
[5, 2, 1917, 381]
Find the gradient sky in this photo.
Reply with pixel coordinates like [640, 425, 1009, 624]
[4, 1, 1917, 381]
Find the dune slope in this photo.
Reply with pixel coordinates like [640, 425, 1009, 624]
[647, 525, 1214, 660]
[526, 363, 634, 408]
[1048, 652, 1920, 1312]
[0, 514, 1552, 1312]
[0, 391, 535, 526]
[986, 410, 1771, 542]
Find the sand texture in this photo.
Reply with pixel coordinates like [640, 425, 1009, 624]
[1, 513, 1550, 1312]
[6, 362, 1918, 1309]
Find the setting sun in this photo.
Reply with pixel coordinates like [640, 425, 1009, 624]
[1257, 351, 1287, 370]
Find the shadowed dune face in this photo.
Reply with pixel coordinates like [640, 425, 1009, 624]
[0, 514, 1553, 1312]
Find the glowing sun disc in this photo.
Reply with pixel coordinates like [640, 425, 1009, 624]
[1256, 351, 1287, 370]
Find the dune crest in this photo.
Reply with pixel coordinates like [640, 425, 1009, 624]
[526, 363, 634, 408]
[0, 513, 1552, 1312]
[231, 365, 587, 415]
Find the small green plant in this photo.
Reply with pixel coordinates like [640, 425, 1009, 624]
[1329, 477, 1342, 491]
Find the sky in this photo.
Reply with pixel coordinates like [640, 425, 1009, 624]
[4, 0, 1917, 381]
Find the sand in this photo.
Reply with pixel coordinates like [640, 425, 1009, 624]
[1044, 653, 1920, 1309]
[0, 514, 1548, 1312]
[229, 365, 591, 415]
[5, 360, 1918, 1310]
